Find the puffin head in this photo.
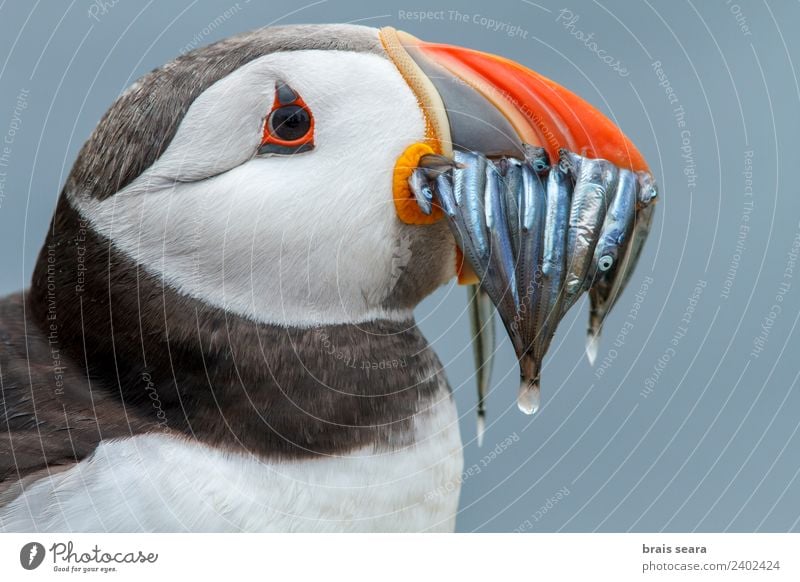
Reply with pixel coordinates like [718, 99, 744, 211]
[61, 24, 647, 330]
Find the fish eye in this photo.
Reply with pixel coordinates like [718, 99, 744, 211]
[598, 255, 614, 272]
[533, 159, 549, 173]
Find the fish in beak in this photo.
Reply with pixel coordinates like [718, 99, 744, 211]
[382, 28, 658, 424]
[585, 164, 658, 365]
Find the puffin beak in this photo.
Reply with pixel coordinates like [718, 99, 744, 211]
[382, 28, 657, 426]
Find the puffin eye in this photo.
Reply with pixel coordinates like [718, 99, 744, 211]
[268, 106, 310, 142]
[258, 82, 315, 156]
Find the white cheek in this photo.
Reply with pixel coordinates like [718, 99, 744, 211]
[72, 50, 428, 326]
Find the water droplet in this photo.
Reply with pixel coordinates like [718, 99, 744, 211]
[517, 379, 540, 415]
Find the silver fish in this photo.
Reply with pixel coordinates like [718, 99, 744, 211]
[451, 152, 527, 357]
[560, 150, 619, 315]
[584, 169, 638, 364]
[516, 164, 547, 314]
[454, 151, 491, 270]
[499, 152, 552, 414]
[421, 148, 655, 417]
[409, 154, 465, 216]
[514, 163, 547, 413]
[499, 158, 523, 257]
[534, 164, 572, 360]
[434, 171, 458, 219]
[517, 164, 572, 414]
[408, 168, 434, 215]
[586, 171, 658, 362]
[433, 154, 489, 286]
[524, 144, 551, 174]
[485, 162, 520, 329]
[468, 285, 495, 447]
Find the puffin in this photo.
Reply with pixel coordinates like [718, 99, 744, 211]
[0, 24, 654, 532]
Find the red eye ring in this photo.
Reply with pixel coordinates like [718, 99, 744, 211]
[259, 82, 315, 155]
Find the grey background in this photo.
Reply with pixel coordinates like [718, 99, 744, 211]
[0, 0, 798, 532]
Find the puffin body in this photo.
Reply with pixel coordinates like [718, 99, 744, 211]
[0, 25, 461, 531]
[0, 24, 656, 531]
[0, 292, 462, 532]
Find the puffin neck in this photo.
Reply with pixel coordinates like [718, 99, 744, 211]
[25, 196, 449, 460]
